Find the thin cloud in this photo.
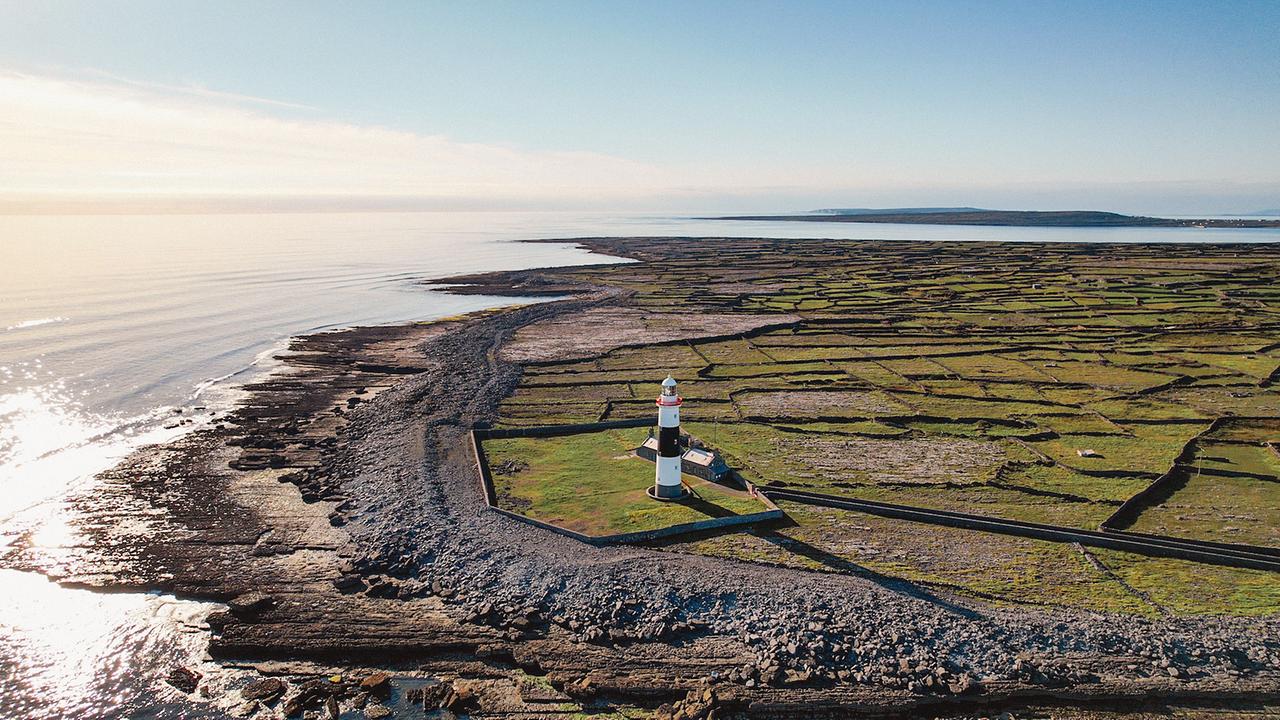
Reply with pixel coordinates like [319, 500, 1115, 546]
[0, 69, 674, 203]
[79, 68, 321, 111]
[5, 69, 1274, 215]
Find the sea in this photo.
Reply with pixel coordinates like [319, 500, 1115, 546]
[1, 210, 1277, 718]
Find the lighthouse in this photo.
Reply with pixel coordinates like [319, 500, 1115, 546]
[651, 375, 686, 499]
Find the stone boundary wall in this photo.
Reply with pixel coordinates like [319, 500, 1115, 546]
[469, 426, 783, 547]
[1104, 527, 1280, 559]
[766, 487, 1280, 573]
[1101, 417, 1225, 531]
[471, 420, 1277, 568]
[476, 417, 651, 440]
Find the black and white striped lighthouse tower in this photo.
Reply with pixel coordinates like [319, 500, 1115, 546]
[651, 375, 686, 499]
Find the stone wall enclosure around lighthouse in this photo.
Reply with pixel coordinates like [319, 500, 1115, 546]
[469, 418, 783, 545]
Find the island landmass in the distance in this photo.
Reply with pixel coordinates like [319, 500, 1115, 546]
[715, 208, 1280, 228]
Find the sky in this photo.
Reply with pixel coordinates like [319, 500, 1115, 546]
[1, 0, 1278, 214]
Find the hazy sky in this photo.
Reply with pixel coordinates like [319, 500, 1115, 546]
[1, 0, 1278, 213]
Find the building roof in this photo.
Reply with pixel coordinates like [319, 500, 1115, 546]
[682, 448, 715, 466]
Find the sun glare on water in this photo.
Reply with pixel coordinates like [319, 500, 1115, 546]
[0, 569, 227, 718]
[0, 381, 193, 522]
[0, 377, 232, 717]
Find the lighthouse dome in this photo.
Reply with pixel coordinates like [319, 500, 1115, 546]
[661, 375, 677, 388]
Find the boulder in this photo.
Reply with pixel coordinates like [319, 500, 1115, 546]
[204, 611, 233, 631]
[441, 682, 478, 712]
[241, 677, 287, 702]
[947, 673, 978, 695]
[228, 592, 276, 619]
[283, 679, 334, 717]
[409, 683, 450, 709]
[333, 574, 365, 593]
[166, 666, 201, 694]
[359, 672, 391, 693]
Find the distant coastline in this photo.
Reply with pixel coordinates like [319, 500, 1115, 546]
[714, 209, 1280, 228]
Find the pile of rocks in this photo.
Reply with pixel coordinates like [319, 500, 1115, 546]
[457, 591, 701, 646]
[227, 672, 393, 719]
[655, 686, 722, 720]
[404, 680, 480, 716]
[218, 669, 517, 720]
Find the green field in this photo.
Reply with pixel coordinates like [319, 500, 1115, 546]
[1128, 442, 1280, 548]
[483, 428, 768, 536]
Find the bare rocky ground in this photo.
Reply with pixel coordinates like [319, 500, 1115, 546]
[780, 435, 1006, 485]
[3, 240, 1280, 719]
[498, 306, 800, 363]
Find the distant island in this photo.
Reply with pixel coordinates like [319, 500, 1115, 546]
[716, 208, 1280, 228]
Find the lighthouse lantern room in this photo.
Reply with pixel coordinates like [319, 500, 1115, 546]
[651, 375, 687, 500]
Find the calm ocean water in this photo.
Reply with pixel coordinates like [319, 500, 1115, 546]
[1, 210, 1277, 718]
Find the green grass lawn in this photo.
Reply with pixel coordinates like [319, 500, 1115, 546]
[1027, 425, 1205, 476]
[1206, 418, 1280, 444]
[483, 428, 769, 536]
[1127, 442, 1280, 548]
[1093, 550, 1280, 616]
[677, 503, 1158, 615]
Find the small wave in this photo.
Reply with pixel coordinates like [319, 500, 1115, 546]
[190, 336, 292, 408]
[4, 317, 68, 332]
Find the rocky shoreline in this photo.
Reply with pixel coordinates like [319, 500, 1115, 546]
[4, 238, 1279, 719]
